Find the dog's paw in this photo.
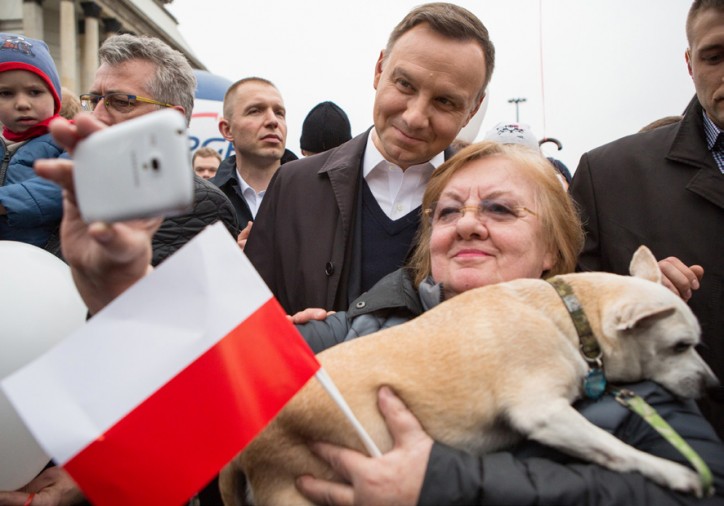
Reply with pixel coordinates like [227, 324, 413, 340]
[648, 460, 704, 498]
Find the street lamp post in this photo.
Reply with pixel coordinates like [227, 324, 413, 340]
[507, 97, 527, 122]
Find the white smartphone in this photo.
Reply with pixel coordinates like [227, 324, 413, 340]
[73, 109, 194, 223]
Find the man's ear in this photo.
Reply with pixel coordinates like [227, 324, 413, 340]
[173, 105, 186, 119]
[218, 118, 233, 141]
[685, 48, 693, 77]
[464, 93, 485, 127]
[373, 50, 385, 90]
[629, 245, 662, 284]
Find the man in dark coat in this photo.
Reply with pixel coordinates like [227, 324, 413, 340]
[245, 3, 495, 314]
[212, 147, 296, 238]
[210, 78, 295, 250]
[570, 0, 724, 437]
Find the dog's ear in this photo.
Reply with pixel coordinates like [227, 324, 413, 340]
[609, 300, 676, 332]
[628, 246, 662, 284]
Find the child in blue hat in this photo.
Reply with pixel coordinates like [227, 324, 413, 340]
[0, 33, 64, 250]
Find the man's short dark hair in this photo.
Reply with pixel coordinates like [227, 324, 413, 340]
[686, 0, 724, 45]
[222, 77, 277, 119]
[384, 2, 495, 100]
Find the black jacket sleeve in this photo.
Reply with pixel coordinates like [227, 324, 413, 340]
[418, 383, 724, 506]
[151, 175, 239, 266]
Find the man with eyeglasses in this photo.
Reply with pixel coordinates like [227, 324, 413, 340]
[80, 33, 238, 267]
[0, 34, 237, 506]
[79, 93, 174, 115]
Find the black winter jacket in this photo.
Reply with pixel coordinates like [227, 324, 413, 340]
[151, 175, 238, 266]
[420, 381, 724, 505]
[298, 268, 424, 353]
[210, 150, 298, 229]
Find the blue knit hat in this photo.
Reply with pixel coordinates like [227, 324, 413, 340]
[0, 33, 62, 114]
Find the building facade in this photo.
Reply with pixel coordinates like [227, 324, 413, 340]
[0, 0, 205, 94]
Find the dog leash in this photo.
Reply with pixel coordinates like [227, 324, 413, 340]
[546, 276, 715, 497]
[610, 387, 714, 496]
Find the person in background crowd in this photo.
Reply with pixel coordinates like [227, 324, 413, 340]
[483, 121, 572, 188]
[639, 115, 684, 133]
[59, 86, 81, 120]
[192, 146, 222, 180]
[0, 33, 63, 251]
[210, 77, 296, 250]
[299, 101, 352, 156]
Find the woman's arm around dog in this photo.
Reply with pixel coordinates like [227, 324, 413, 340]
[298, 383, 724, 506]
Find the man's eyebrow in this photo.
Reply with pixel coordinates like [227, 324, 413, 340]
[390, 66, 415, 84]
[87, 90, 132, 95]
[390, 66, 465, 102]
[243, 101, 270, 110]
[697, 43, 724, 53]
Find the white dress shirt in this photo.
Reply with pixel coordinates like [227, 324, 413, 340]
[362, 130, 443, 220]
[236, 169, 266, 219]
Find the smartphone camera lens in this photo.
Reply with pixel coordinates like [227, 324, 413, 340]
[151, 158, 160, 171]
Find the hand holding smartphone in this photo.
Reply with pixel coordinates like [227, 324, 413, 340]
[73, 109, 194, 223]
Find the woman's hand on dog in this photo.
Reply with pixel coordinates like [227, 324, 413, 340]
[658, 257, 704, 302]
[296, 386, 433, 506]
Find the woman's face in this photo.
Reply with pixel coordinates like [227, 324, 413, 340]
[429, 155, 554, 299]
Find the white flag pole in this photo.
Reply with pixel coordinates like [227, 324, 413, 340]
[314, 368, 382, 458]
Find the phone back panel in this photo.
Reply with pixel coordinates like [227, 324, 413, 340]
[73, 109, 194, 223]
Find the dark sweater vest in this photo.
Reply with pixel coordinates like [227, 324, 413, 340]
[360, 181, 421, 294]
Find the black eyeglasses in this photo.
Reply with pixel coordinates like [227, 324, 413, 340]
[79, 93, 175, 113]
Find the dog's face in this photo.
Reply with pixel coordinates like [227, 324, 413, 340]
[643, 321, 717, 399]
[599, 247, 718, 398]
[607, 283, 716, 398]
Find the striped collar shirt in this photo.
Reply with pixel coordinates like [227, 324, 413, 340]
[702, 112, 724, 174]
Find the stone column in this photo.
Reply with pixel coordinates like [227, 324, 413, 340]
[59, 0, 77, 90]
[22, 0, 44, 40]
[80, 2, 102, 92]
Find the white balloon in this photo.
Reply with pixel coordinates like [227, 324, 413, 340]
[0, 241, 87, 490]
[455, 91, 490, 144]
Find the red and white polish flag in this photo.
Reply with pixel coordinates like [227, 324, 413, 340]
[2, 222, 320, 506]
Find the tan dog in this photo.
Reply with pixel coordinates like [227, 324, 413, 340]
[221, 247, 718, 505]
